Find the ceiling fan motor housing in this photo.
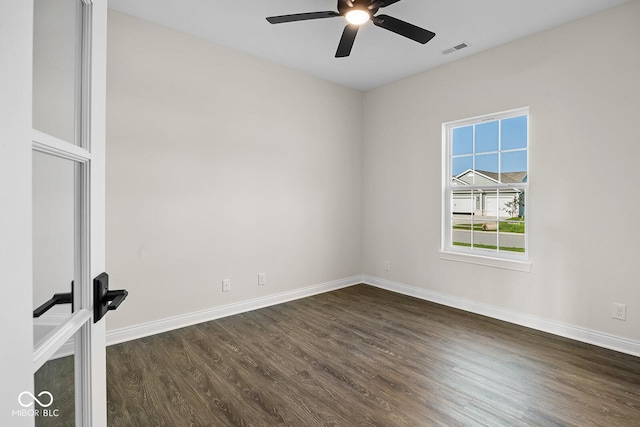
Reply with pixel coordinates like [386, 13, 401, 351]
[338, 0, 379, 18]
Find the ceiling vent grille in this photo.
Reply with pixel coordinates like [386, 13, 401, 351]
[442, 42, 469, 55]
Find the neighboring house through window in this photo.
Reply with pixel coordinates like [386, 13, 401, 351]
[442, 107, 529, 266]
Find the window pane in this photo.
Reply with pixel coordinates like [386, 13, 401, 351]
[475, 154, 498, 183]
[474, 217, 497, 253]
[498, 189, 525, 253]
[499, 215, 525, 253]
[452, 126, 473, 155]
[452, 156, 472, 178]
[452, 190, 476, 249]
[501, 150, 527, 175]
[475, 121, 498, 153]
[501, 116, 528, 150]
[500, 189, 525, 219]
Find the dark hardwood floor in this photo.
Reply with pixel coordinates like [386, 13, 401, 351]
[102, 285, 640, 426]
[34, 355, 74, 427]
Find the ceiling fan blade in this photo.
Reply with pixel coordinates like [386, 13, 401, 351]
[335, 24, 359, 58]
[373, 14, 435, 44]
[266, 11, 340, 24]
[369, 0, 403, 9]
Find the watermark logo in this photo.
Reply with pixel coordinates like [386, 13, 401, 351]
[18, 391, 54, 408]
[12, 391, 59, 418]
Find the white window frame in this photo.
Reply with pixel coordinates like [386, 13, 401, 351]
[440, 107, 531, 272]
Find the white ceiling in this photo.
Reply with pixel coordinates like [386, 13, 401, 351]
[108, 0, 631, 91]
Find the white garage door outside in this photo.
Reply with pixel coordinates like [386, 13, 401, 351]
[485, 194, 515, 217]
[453, 194, 474, 214]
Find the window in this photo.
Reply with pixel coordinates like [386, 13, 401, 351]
[442, 108, 529, 268]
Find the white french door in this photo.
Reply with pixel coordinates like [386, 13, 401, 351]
[0, 0, 108, 426]
[30, 0, 108, 425]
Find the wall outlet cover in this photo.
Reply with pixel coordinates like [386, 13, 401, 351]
[612, 303, 626, 320]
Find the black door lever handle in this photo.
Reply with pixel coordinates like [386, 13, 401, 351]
[33, 282, 74, 318]
[106, 289, 128, 311]
[33, 292, 72, 318]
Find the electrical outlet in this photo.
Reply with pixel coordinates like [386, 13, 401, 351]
[222, 279, 231, 293]
[612, 303, 626, 320]
[384, 261, 391, 271]
[258, 273, 266, 286]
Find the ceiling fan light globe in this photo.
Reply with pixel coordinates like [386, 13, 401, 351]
[345, 9, 370, 25]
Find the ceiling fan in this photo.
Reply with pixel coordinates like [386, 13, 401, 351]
[266, 0, 436, 58]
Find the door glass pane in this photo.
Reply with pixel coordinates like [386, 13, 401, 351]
[33, 334, 76, 426]
[33, 0, 80, 145]
[33, 151, 77, 348]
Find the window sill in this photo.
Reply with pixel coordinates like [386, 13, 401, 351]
[439, 250, 531, 272]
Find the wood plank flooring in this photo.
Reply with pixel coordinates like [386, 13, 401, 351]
[34, 355, 74, 427]
[104, 285, 640, 426]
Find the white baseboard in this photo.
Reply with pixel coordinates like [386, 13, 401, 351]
[49, 274, 639, 360]
[363, 275, 640, 358]
[106, 275, 364, 347]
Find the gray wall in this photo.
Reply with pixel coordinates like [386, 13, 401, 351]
[106, 1, 640, 346]
[362, 1, 640, 341]
[106, 11, 363, 330]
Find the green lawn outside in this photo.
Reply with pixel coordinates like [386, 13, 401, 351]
[452, 242, 525, 253]
[453, 219, 524, 234]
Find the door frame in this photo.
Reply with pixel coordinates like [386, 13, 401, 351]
[83, 1, 108, 424]
[0, 1, 34, 426]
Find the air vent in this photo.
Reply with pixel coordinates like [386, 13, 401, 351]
[442, 42, 469, 55]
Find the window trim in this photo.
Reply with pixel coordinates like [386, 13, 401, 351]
[441, 107, 531, 270]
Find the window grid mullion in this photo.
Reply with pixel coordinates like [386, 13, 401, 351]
[471, 125, 476, 248]
[497, 119, 501, 252]
[496, 188, 500, 253]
